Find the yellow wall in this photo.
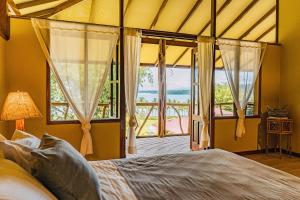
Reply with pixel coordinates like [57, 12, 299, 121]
[0, 37, 8, 136]
[4, 18, 282, 156]
[279, 0, 300, 153]
[5, 18, 120, 160]
[214, 45, 281, 152]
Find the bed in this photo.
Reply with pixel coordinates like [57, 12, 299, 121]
[91, 149, 300, 200]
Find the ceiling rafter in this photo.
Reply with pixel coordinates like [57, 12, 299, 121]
[176, 0, 203, 33]
[255, 24, 276, 41]
[239, 5, 276, 39]
[124, 0, 133, 17]
[219, 0, 258, 37]
[173, 0, 231, 68]
[24, 0, 84, 18]
[172, 48, 190, 67]
[215, 5, 277, 64]
[89, 0, 96, 23]
[7, 0, 21, 16]
[198, 0, 232, 36]
[170, 0, 204, 66]
[16, 0, 59, 9]
[149, 0, 168, 29]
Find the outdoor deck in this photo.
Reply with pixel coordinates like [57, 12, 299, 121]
[127, 136, 190, 158]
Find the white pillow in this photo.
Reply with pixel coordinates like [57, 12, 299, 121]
[11, 130, 40, 148]
[0, 134, 6, 142]
[0, 158, 57, 200]
[1, 130, 40, 160]
[0, 134, 6, 158]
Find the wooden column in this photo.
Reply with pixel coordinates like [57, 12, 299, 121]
[0, 0, 10, 40]
[119, 0, 126, 158]
[275, 0, 279, 43]
[158, 39, 166, 137]
[209, 0, 216, 148]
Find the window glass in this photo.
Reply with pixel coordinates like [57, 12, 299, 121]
[214, 69, 235, 117]
[49, 62, 119, 122]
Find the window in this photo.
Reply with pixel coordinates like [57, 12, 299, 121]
[47, 51, 119, 123]
[214, 50, 260, 118]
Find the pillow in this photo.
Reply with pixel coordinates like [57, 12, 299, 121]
[0, 134, 6, 142]
[31, 134, 101, 200]
[11, 130, 40, 148]
[0, 140, 35, 172]
[0, 134, 6, 158]
[0, 158, 57, 200]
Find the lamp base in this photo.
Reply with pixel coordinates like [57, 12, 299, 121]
[16, 119, 25, 131]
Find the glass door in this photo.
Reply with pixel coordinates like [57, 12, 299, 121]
[190, 48, 202, 150]
[165, 58, 191, 135]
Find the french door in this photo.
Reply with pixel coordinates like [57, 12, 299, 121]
[190, 48, 202, 150]
[136, 40, 192, 138]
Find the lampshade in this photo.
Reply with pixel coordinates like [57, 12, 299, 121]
[0, 91, 42, 121]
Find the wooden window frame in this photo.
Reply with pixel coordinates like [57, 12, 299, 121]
[213, 67, 262, 120]
[46, 50, 121, 125]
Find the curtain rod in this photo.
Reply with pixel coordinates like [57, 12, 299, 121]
[10, 15, 281, 46]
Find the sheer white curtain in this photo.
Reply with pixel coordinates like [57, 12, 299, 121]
[197, 37, 214, 148]
[32, 19, 118, 155]
[124, 29, 141, 154]
[218, 39, 266, 138]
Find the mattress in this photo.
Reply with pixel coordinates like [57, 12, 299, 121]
[90, 149, 300, 200]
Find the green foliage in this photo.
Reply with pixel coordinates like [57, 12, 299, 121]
[50, 68, 114, 120]
[50, 72, 65, 103]
[215, 83, 233, 104]
[138, 67, 154, 87]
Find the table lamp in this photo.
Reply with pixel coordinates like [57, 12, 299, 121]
[0, 91, 42, 131]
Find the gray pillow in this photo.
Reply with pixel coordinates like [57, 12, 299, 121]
[0, 139, 36, 172]
[31, 134, 101, 200]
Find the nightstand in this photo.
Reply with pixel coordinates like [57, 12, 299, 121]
[266, 118, 293, 157]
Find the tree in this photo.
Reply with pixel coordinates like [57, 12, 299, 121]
[138, 67, 154, 87]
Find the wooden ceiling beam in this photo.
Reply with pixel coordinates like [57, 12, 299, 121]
[239, 6, 276, 39]
[198, 0, 231, 36]
[255, 24, 276, 41]
[7, 0, 21, 16]
[0, 0, 10, 40]
[24, 0, 84, 18]
[141, 63, 190, 68]
[142, 37, 196, 47]
[219, 0, 258, 37]
[149, 0, 168, 29]
[172, 48, 190, 67]
[176, 0, 203, 33]
[89, 0, 96, 23]
[215, 24, 276, 65]
[124, 0, 133, 17]
[16, 0, 59, 9]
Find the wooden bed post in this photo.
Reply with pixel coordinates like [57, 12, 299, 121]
[119, 0, 126, 158]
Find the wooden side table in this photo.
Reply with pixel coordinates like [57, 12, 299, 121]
[266, 118, 293, 157]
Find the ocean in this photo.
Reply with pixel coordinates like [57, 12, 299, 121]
[137, 89, 190, 103]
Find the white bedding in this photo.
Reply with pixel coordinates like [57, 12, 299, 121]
[90, 149, 300, 200]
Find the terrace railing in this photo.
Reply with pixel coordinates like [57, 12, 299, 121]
[135, 102, 190, 136]
[51, 102, 110, 120]
[214, 102, 255, 117]
[50, 101, 255, 135]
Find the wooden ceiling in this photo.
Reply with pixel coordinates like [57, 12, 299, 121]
[7, 0, 277, 68]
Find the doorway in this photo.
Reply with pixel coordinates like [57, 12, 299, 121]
[130, 39, 193, 156]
